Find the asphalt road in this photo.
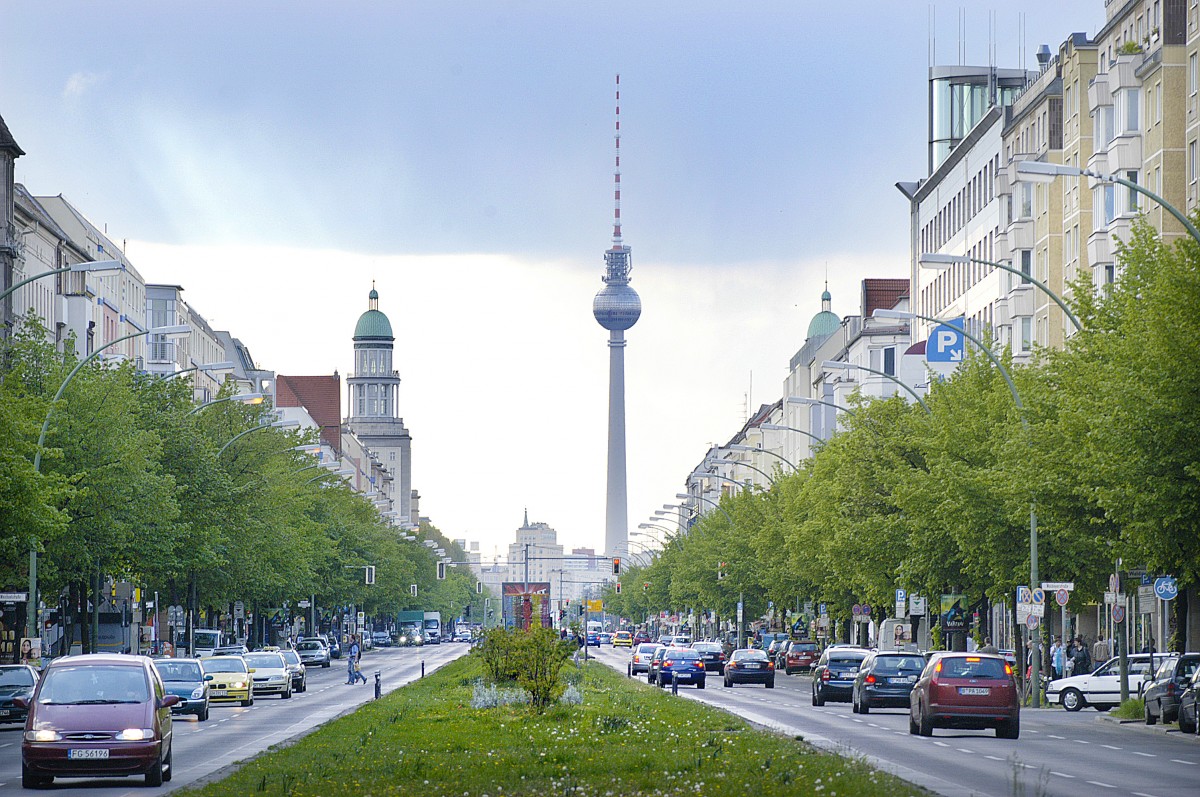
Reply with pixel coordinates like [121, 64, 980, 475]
[592, 646, 1200, 797]
[0, 643, 469, 795]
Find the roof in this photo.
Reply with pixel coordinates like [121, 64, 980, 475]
[0, 113, 24, 156]
[807, 310, 840, 340]
[861, 279, 908, 317]
[354, 309, 393, 340]
[276, 374, 342, 453]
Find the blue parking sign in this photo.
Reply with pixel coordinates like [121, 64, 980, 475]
[926, 318, 965, 363]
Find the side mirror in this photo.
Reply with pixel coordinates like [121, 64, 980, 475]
[12, 696, 28, 709]
[247, 668, 256, 673]
[159, 695, 181, 708]
[204, 674, 213, 681]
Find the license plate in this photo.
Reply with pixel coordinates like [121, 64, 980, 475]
[959, 687, 990, 696]
[889, 677, 910, 684]
[745, 663, 761, 669]
[68, 749, 110, 760]
[0, 709, 9, 716]
[210, 689, 227, 696]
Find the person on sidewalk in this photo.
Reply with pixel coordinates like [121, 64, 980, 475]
[1050, 636, 1064, 680]
[979, 637, 999, 654]
[352, 636, 368, 684]
[346, 635, 362, 684]
[1092, 634, 1111, 665]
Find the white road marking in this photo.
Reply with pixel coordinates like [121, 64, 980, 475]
[1048, 734, 1065, 739]
[1085, 781, 1115, 789]
[1101, 744, 1122, 750]
[956, 748, 974, 754]
[1050, 772, 1075, 778]
[985, 755, 1005, 761]
[1132, 752, 1156, 757]
[1073, 739, 1090, 744]
[933, 741, 950, 747]
[1132, 792, 1163, 797]
[1170, 759, 1197, 766]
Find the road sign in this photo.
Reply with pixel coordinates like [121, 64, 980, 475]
[1141, 573, 1152, 586]
[0, 592, 28, 603]
[737, 600, 744, 623]
[926, 319, 965, 363]
[896, 599, 907, 618]
[862, 604, 872, 616]
[1111, 604, 1126, 623]
[1025, 614, 1039, 629]
[1027, 603, 1045, 617]
[1109, 573, 1120, 593]
[852, 604, 862, 616]
[1154, 576, 1178, 601]
[909, 596, 926, 615]
[1016, 586, 1031, 605]
[234, 600, 245, 620]
[1041, 582, 1074, 591]
[1055, 588, 1070, 607]
[587, 599, 603, 612]
[297, 599, 311, 608]
[895, 588, 907, 603]
[1138, 585, 1156, 612]
[819, 603, 827, 617]
[1031, 588, 1045, 605]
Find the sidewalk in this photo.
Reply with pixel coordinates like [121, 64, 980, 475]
[1097, 712, 1200, 740]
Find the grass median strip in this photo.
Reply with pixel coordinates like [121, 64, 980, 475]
[178, 655, 928, 796]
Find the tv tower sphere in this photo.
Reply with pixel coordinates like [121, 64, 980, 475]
[593, 280, 641, 331]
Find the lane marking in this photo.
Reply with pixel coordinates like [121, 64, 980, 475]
[1085, 781, 1115, 789]
[984, 755, 1005, 761]
[955, 748, 974, 754]
[1048, 734, 1065, 739]
[1170, 759, 1197, 766]
[1133, 792, 1163, 797]
[1073, 739, 1090, 744]
[1050, 772, 1075, 778]
[1100, 744, 1122, 750]
[932, 741, 949, 747]
[1132, 752, 1156, 758]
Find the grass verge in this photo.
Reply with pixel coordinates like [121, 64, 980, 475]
[1110, 697, 1145, 720]
[177, 656, 929, 796]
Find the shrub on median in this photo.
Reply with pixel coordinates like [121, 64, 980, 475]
[474, 626, 575, 711]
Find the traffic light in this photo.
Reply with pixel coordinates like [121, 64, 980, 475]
[464, 605, 471, 619]
[643, 582, 650, 592]
[409, 584, 418, 597]
[578, 603, 584, 616]
[615, 582, 622, 594]
[612, 557, 621, 575]
[365, 566, 376, 585]
[437, 561, 446, 580]
[476, 580, 483, 594]
[717, 562, 727, 581]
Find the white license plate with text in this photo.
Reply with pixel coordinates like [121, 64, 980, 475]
[959, 687, 990, 695]
[68, 749, 110, 760]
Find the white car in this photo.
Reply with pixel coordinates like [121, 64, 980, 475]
[1046, 654, 1154, 711]
[243, 651, 293, 699]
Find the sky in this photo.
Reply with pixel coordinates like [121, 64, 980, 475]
[1, 1, 1103, 562]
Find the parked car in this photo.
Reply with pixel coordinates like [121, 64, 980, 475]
[200, 655, 254, 707]
[244, 651, 292, 699]
[646, 646, 669, 684]
[1143, 653, 1200, 725]
[18, 654, 178, 788]
[783, 640, 820, 674]
[1046, 653, 1155, 712]
[690, 641, 727, 674]
[1175, 667, 1200, 734]
[280, 649, 307, 693]
[852, 652, 926, 713]
[812, 647, 869, 705]
[757, 631, 789, 650]
[723, 648, 775, 688]
[613, 631, 633, 648]
[908, 653, 1020, 738]
[631, 643, 658, 676]
[151, 658, 209, 721]
[655, 648, 706, 688]
[296, 639, 331, 668]
[0, 664, 39, 726]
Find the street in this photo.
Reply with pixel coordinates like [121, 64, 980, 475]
[0, 645, 467, 795]
[592, 646, 1200, 797]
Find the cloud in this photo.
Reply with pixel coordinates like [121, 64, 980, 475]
[63, 71, 107, 102]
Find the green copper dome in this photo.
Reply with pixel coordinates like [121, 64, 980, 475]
[354, 286, 393, 340]
[806, 285, 839, 340]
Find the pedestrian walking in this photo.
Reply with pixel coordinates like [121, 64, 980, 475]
[1050, 636, 1064, 680]
[1092, 634, 1110, 665]
[979, 636, 999, 655]
[1072, 636, 1091, 675]
[346, 635, 364, 684]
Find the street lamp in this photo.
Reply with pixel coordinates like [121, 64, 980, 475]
[918, 253, 1082, 332]
[785, 395, 857, 417]
[0, 260, 125, 305]
[306, 468, 353, 485]
[874, 307, 1042, 707]
[820, 361, 931, 413]
[708, 455, 776, 487]
[727, 442, 797, 472]
[217, 419, 300, 457]
[674, 492, 735, 525]
[690, 469, 760, 493]
[758, 423, 826, 447]
[1015, 161, 1200, 245]
[188, 392, 265, 415]
[27, 322, 190, 638]
[165, 360, 235, 381]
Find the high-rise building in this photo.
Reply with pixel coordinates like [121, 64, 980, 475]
[592, 75, 641, 561]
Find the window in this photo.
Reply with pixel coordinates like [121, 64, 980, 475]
[883, 347, 896, 376]
[1126, 170, 1140, 213]
[1192, 53, 1198, 95]
[1019, 250, 1033, 285]
[1124, 89, 1139, 132]
[1019, 181, 1034, 219]
[1191, 140, 1198, 183]
[1020, 317, 1033, 352]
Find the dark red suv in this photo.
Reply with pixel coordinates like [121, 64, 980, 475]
[909, 653, 1019, 739]
[784, 640, 819, 674]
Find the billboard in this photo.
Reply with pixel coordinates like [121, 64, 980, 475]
[940, 594, 968, 631]
[502, 582, 552, 630]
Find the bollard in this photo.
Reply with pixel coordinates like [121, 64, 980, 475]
[627, 661, 632, 678]
[421, 660, 425, 678]
[671, 671, 678, 695]
[374, 670, 381, 699]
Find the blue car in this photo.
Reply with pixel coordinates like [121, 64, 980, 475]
[152, 657, 210, 720]
[655, 648, 706, 689]
[586, 633, 599, 647]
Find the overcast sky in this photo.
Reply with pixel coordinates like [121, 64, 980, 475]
[2, 1, 1101, 561]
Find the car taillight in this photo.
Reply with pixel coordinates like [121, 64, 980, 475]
[865, 674, 876, 684]
[822, 670, 831, 681]
[727, 662, 737, 669]
[1168, 683, 1175, 697]
[1004, 663, 1013, 676]
[768, 662, 775, 670]
[664, 659, 674, 667]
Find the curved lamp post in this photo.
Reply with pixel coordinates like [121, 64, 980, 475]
[919, 253, 1083, 332]
[675, 492, 735, 525]
[1, 260, 125, 305]
[307, 467, 353, 485]
[874, 307, 1042, 706]
[820, 361, 931, 413]
[217, 419, 299, 457]
[188, 392, 265, 415]
[165, 360, 235, 381]
[1016, 161, 1200, 245]
[27, 322, 190, 638]
[709, 455, 776, 487]
[758, 422, 827, 449]
[727, 442, 797, 472]
[690, 469, 760, 493]
[786, 395, 857, 417]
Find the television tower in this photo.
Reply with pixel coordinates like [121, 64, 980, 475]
[592, 74, 641, 561]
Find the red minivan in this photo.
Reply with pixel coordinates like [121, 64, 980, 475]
[909, 653, 1020, 739]
[19, 654, 179, 788]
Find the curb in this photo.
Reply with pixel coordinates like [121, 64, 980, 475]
[1095, 712, 1200, 739]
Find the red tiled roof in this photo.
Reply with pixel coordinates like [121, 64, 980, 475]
[277, 374, 341, 453]
[862, 278, 909, 317]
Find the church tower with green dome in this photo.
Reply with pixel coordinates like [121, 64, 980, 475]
[806, 285, 840, 340]
[346, 285, 412, 526]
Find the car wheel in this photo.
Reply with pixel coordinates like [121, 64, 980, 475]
[851, 694, 859, 713]
[997, 714, 1020, 739]
[145, 750, 165, 787]
[724, 677, 731, 688]
[918, 703, 934, 737]
[765, 678, 775, 689]
[1060, 688, 1084, 712]
[859, 696, 869, 714]
[908, 710, 919, 735]
[300, 679, 307, 693]
[198, 704, 209, 722]
[697, 679, 706, 690]
[21, 763, 51, 789]
[813, 686, 826, 706]
[1180, 707, 1197, 734]
[1145, 700, 1158, 725]
[242, 697, 253, 707]
[323, 662, 331, 668]
[163, 744, 173, 782]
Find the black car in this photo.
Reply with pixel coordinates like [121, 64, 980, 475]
[812, 647, 869, 705]
[723, 649, 775, 688]
[852, 652, 926, 713]
[690, 641, 727, 674]
[0, 664, 39, 726]
[1143, 654, 1200, 725]
[646, 646, 668, 684]
[1176, 667, 1200, 734]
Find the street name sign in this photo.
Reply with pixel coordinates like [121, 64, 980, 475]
[1041, 582, 1074, 591]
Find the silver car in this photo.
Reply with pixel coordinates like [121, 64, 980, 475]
[295, 639, 331, 668]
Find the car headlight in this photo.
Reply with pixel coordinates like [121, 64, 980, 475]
[232, 680, 247, 689]
[25, 730, 62, 742]
[191, 687, 205, 699]
[115, 728, 153, 741]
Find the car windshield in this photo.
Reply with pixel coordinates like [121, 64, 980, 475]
[872, 655, 925, 674]
[938, 656, 1009, 679]
[0, 666, 35, 687]
[792, 642, 817, 651]
[153, 660, 202, 681]
[245, 654, 285, 669]
[665, 650, 699, 660]
[281, 651, 301, 665]
[733, 650, 768, 662]
[39, 665, 149, 704]
[203, 657, 248, 674]
[636, 644, 657, 654]
[297, 641, 325, 651]
[829, 655, 866, 667]
[692, 643, 721, 653]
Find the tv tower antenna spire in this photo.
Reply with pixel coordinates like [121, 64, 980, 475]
[612, 74, 623, 248]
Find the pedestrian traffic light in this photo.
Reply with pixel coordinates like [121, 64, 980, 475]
[365, 566, 376, 585]
[717, 562, 727, 581]
[612, 557, 621, 575]
[437, 561, 446, 580]
[476, 580, 483, 594]
[643, 582, 650, 592]
[615, 582, 622, 594]
[410, 584, 418, 597]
